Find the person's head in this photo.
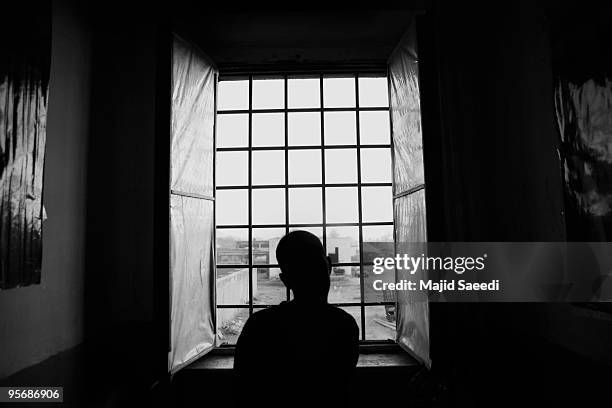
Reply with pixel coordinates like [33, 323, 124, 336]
[276, 230, 331, 302]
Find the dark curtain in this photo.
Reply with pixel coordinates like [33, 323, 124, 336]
[0, 3, 51, 289]
[551, 4, 612, 242]
[417, 3, 596, 404]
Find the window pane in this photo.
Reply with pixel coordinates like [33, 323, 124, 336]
[217, 151, 247, 186]
[217, 307, 249, 345]
[363, 226, 395, 265]
[365, 305, 396, 341]
[363, 219, 397, 286]
[324, 112, 356, 145]
[326, 187, 358, 223]
[329, 266, 361, 304]
[327, 226, 359, 263]
[358, 77, 389, 107]
[325, 148, 357, 183]
[289, 150, 321, 184]
[289, 187, 322, 224]
[361, 186, 393, 222]
[360, 111, 390, 145]
[217, 268, 250, 305]
[323, 77, 355, 108]
[288, 226, 323, 243]
[252, 188, 285, 225]
[216, 189, 248, 225]
[363, 260, 397, 304]
[288, 112, 320, 146]
[216, 228, 248, 265]
[288, 77, 320, 108]
[360, 148, 392, 183]
[254, 267, 287, 305]
[252, 150, 285, 185]
[217, 114, 248, 148]
[252, 227, 285, 265]
[253, 113, 284, 147]
[218, 80, 249, 110]
[363, 225, 394, 242]
[253, 78, 284, 109]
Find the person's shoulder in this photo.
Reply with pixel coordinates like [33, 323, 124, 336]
[238, 305, 282, 340]
[326, 304, 352, 318]
[326, 305, 360, 332]
[247, 303, 286, 324]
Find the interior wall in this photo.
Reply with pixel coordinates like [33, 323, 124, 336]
[424, 1, 564, 243]
[175, 6, 421, 72]
[0, 0, 91, 378]
[1, 0, 163, 382]
[84, 5, 160, 340]
[424, 0, 566, 344]
[533, 1, 612, 365]
[424, 1, 612, 397]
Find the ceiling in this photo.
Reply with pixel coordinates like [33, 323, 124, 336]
[174, 6, 422, 72]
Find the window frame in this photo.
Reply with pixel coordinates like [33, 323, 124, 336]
[215, 73, 396, 344]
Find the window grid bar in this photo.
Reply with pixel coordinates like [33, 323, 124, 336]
[217, 302, 395, 309]
[212, 73, 219, 333]
[217, 262, 362, 269]
[247, 75, 254, 316]
[319, 75, 328, 255]
[355, 74, 366, 341]
[219, 70, 387, 81]
[217, 106, 389, 114]
[387, 68, 400, 313]
[216, 221, 394, 229]
[284, 76, 291, 302]
[216, 182, 392, 190]
[217, 144, 391, 152]
[216, 73, 394, 343]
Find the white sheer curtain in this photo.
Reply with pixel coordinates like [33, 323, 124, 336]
[169, 34, 217, 373]
[389, 20, 431, 368]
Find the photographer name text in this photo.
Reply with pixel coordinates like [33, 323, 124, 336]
[371, 254, 500, 292]
[373, 279, 500, 292]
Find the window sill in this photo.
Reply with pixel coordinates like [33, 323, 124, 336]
[185, 345, 419, 371]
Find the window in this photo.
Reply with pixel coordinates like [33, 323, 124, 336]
[215, 74, 395, 344]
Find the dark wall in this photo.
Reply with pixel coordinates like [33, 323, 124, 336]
[85, 6, 160, 339]
[423, 0, 560, 378]
[533, 1, 612, 366]
[0, 0, 91, 378]
[178, 8, 418, 72]
[422, 1, 612, 404]
[2, 0, 167, 386]
[423, 1, 564, 243]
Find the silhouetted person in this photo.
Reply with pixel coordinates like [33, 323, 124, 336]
[234, 231, 359, 408]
